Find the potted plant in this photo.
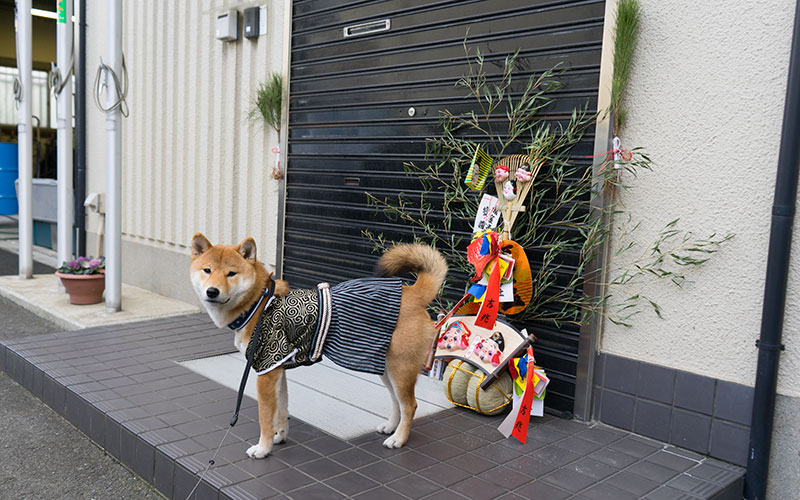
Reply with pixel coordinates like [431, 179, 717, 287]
[56, 256, 105, 305]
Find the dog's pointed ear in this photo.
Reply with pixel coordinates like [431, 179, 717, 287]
[191, 233, 212, 259]
[237, 237, 257, 262]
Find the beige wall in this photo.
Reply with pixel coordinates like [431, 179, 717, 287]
[598, 0, 798, 494]
[84, 1, 286, 305]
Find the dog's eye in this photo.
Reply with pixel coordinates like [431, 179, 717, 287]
[227, 271, 238, 277]
[203, 268, 211, 274]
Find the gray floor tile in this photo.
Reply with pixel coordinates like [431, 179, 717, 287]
[567, 457, 619, 480]
[417, 462, 473, 487]
[580, 481, 640, 500]
[386, 449, 438, 472]
[449, 476, 509, 500]
[668, 473, 724, 497]
[329, 447, 380, 470]
[588, 447, 640, 469]
[627, 460, 681, 484]
[296, 457, 348, 481]
[646, 450, 700, 472]
[358, 460, 409, 484]
[325, 471, 380, 497]
[645, 486, 704, 500]
[606, 471, 661, 496]
[289, 482, 346, 499]
[685, 463, 743, 486]
[608, 435, 661, 459]
[516, 479, 573, 500]
[541, 467, 597, 493]
[553, 435, 605, 455]
[479, 465, 534, 490]
[260, 467, 315, 493]
[445, 451, 496, 475]
[220, 478, 279, 500]
[353, 485, 408, 500]
[529, 444, 581, 467]
[505, 454, 558, 478]
[386, 474, 443, 499]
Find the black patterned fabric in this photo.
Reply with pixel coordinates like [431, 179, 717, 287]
[248, 288, 320, 373]
[247, 278, 403, 375]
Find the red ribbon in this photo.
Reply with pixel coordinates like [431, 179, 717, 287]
[585, 148, 633, 161]
[466, 231, 499, 281]
[511, 347, 536, 444]
[474, 258, 501, 329]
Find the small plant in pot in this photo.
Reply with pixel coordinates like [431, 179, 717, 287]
[56, 257, 105, 305]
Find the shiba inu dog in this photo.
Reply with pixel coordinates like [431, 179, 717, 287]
[190, 233, 447, 458]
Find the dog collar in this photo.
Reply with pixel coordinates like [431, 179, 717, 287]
[226, 280, 275, 331]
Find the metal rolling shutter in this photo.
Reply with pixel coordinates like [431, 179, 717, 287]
[286, 0, 605, 415]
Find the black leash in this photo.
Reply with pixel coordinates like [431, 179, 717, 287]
[186, 281, 275, 500]
[230, 279, 274, 426]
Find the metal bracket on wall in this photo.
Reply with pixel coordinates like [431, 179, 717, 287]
[755, 339, 786, 351]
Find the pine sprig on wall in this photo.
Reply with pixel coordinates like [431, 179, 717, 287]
[249, 73, 283, 134]
[611, 0, 641, 135]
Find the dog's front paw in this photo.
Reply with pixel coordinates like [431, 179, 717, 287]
[382, 434, 407, 449]
[246, 442, 272, 459]
[377, 420, 398, 435]
[273, 428, 287, 444]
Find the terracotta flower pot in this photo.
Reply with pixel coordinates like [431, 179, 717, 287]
[56, 271, 106, 305]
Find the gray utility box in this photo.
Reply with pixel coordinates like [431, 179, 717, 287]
[15, 178, 58, 223]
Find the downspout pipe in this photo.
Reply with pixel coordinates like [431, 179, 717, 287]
[104, 0, 123, 312]
[744, 2, 800, 499]
[56, 0, 74, 272]
[75, 0, 87, 257]
[15, 0, 33, 279]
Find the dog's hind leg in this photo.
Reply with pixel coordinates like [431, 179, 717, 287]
[381, 362, 418, 449]
[272, 369, 289, 444]
[247, 368, 281, 459]
[377, 373, 400, 435]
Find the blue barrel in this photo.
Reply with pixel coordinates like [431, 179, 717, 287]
[0, 143, 19, 215]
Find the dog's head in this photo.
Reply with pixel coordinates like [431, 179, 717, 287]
[189, 232, 269, 328]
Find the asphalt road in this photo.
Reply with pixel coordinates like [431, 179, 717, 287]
[0, 249, 164, 499]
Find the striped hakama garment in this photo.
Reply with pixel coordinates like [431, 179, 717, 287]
[248, 278, 403, 375]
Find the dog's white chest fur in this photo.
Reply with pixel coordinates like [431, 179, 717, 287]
[234, 330, 247, 355]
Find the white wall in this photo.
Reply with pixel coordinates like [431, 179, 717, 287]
[599, 0, 798, 494]
[85, 0, 285, 303]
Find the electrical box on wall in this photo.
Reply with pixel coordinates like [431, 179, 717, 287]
[215, 10, 239, 41]
[243, 7, 259, 39]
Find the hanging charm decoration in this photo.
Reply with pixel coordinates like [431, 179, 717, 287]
[271, 146, 283, 180]
[465, 145, 494, 190]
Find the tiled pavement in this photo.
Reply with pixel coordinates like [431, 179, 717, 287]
[0, 314, 745, 499]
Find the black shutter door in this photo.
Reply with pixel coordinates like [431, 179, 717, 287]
[286, 0, 605, 415]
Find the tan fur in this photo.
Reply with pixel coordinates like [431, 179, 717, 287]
[190, 235, 447, 457]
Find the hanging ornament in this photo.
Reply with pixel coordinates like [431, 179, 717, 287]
[494, 164, 509, 182]
[515, 163, 532, 183]
[502, 180, 516, 200]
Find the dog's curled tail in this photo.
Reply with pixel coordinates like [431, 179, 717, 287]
[376, 244, 448, 305]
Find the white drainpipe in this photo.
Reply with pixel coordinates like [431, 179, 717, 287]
[104, 0, 122, 312]
[15, 0, 33, 279]
[56, 0, 74, 278]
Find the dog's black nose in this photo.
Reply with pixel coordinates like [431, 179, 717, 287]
[206, 287, 220, 299]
